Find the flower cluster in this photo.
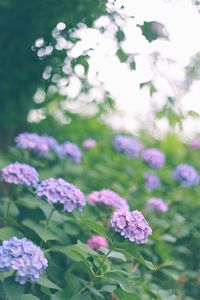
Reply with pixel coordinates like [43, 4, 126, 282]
[82, 139, 97, 149]
[1, 162, 39, 187]
[110, 209, 152, 244]
[148, 197, 168, 212]
[15, 133, 59, 156]
[36, 178, 86, 212]
[173, 164, 200, 187]
[87, 189, 129, 210]
[113, 135, 143, 158]
[58, 142, 82, 163]
[143, 172, 160, 190]
[87, 235, 108, 250]
[0, 237, 48, 284]
[142, 148, 165, 169]
[190, 138, 200, 150]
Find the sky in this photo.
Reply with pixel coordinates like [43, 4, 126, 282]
[32, 0, 200, 140]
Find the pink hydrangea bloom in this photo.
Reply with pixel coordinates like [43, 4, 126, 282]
[190, 138, 200, 150]
[87, 189, 129, 210]
[82, 139, 97, 149]
[87, 235, 108, 250]
[148, 197, 168, 213]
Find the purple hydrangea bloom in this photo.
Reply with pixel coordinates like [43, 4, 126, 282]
[148, 197, 168, 212]
[142, 148, 165, 169]
[1, 162, 39, 187]
[87, 235, 108, 250]
[143, 172, 160, 190]
[0, 237, 48, 284]
[58, 142, 82, 163]
[15, 133, 59, 156]
[113, 135, 143, 158]
[173, 164, 199, 187]
[87, 189, 129, 210]
[110, 209, 152, 244]
[36, 178, 86, 212]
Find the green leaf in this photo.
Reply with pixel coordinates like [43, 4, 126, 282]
[36, 276, 61, 290]
[82, 219, 111, 241]
[100, 248, 126, 262]
[121, 244, 156, 271]
[71, 292, 92, 300]
[0, 227, 23, 241]
[14, 295, 40, 300]
[105, 272, 133, 293]
[114, 289, 140, 300]
[22, 219, 58, 242]
[2, 277, 25, 300]
[76, 240, 99, 256]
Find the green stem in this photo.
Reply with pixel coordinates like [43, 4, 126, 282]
[40, 207, 55, 247]
[74, 242, 116, 296]
[5, 199, 12, 223]
[44, 208, 55, 234]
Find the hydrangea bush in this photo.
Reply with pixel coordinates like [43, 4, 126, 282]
[0, 118, 200, 299]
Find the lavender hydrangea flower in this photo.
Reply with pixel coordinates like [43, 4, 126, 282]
[110, 209, 152, 244]
[143, 172, 160, 190]
[148, 197, 168, 212]
[58, 142, 82, 163]
[1, 162, 39, 187]
[15, 133, 59, 156]
[190, 138, 200, 150]
[113, 135, 143, 158]
[0, 237, 48, 284]
[87, 189, 129, 210]
[87, 235, 108, 250]
[173, 164, 199, 187]
[82, 139, 97, 149]
[142, 148, 165, 169]
[36, 178, 86, 212]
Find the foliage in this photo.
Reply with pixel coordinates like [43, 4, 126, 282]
[0, 0, 106, 148]
[0, 116, 200, 299]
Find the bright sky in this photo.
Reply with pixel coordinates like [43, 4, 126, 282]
[32, 0, 200, 139]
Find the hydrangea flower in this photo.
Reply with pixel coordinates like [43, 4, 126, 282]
[87, 235, 108, 250]
[58, 142, 82, 163]
[36, 178, 86, 212]
[173, 164, 199, 187]
[0, 237, 48, 284]
[87, 189, 129, 210]
[113, 135, 143, 158]
[142, 148, 165, 169]
[143, 172, 160, 190]
[190, 138, 200, 150]
[1, 162, 39, 187]
[15, 133, 59, 156]
[110, 209, 152, 244]
[148, 197, 168, 212]
[82, 139, 97, 149]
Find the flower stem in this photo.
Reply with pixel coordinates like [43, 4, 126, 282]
[74, 242, 116, 296]
[44, 207, 55, 234]
[40, 207, 55, 247]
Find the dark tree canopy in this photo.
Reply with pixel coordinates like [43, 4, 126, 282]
[0, 0, 106, 148]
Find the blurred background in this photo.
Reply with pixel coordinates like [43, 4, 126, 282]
[1, 0, 200, 146]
